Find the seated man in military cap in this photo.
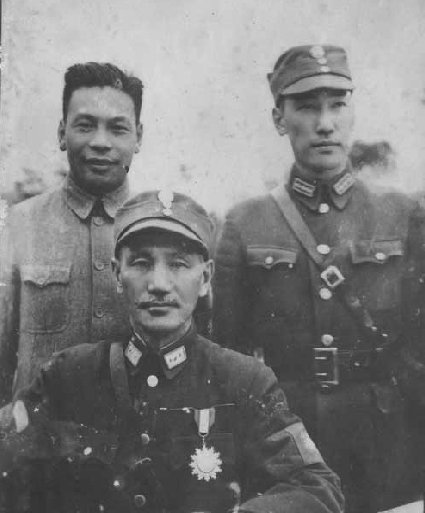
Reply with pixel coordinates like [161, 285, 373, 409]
[0, 190, 344, 513]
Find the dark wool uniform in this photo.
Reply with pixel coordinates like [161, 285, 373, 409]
[0, 190, 344, 513]
[0, 328, 344, 513]
[212, 167, 422, 512]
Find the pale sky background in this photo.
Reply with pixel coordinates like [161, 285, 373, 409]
[1, 0, 425, 214]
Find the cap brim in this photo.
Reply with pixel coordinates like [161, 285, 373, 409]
[117, 218, 206, 251]
[282, 74, 353, 96]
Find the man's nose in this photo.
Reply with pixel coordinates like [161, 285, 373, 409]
[89, 127, 112, 150]
[316, 108, 334, 135]
[147, 264, 172, 293]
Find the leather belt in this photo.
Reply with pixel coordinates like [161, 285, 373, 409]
[314, 347, 384, 392]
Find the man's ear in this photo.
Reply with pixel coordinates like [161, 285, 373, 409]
[111, 257, 123, 293]
[135, 123, 143, 154]
[58, 120, 67, 151]
[272, 107, 287, 137]
[199, 259, 214, 299]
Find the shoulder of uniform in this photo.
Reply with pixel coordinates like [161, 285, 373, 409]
[8, 187, 63, 221]
[48, 340, 111, 376]
[226, 193, 271, 217]
[195, 336, 276, 399]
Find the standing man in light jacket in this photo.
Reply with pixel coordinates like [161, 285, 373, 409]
[0, 62, 143, 407]
[213, 44, 422, 512]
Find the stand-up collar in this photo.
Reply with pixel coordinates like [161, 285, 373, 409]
[125, 323, 197, 380]
[64, 175, 130, 220]
[288, 164, 355, 211]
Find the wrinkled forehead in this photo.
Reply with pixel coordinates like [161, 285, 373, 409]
[67, 86, 136, 121]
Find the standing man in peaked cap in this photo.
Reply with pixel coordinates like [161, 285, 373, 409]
[213, 44, 422, 512]
[0, 62, 143, 408]
[0, 190, 344, 513]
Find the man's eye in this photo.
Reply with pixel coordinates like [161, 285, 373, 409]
[333, 101, 347, 108]
[76, 123, 94, 132]
[171, 261, 188, 269]
[132, 259, 150, 268]
[297, 103, 315, 111]
[112, 125, 129, 134]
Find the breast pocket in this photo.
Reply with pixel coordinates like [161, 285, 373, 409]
[20, 264, 72, 333]
[246, 245, 301, 319]
[350, 240, 404, 310]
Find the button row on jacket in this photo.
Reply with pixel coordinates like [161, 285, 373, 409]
[319, 287, 333, 300]
[93, 261, 106, 271]
[94, 307, 104, 318]
[319, 203, 330, 214]
[92, 216, 105, 226]
[321, 334, 334, 346]
[317, 244, 331, 255]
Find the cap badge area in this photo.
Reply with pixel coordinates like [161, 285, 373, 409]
[158, 189, 174, 216]
[310, 45, 326, 59]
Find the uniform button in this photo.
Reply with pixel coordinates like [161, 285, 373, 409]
[134, 494, 147, 508]
[94, 261, 106, 271]
[94, 307, 104, 318]
[147, 375, 158, 388]
[319, 287, 333, 300]
[264, 256, 274, 265]
[321, 334, 334, 346]
[140, 433, 150, 445]
[317, 244, 330, 255]
[92, 216, 104, 226]
[319, 203, 330, 214]
[375, 252, 386, 261]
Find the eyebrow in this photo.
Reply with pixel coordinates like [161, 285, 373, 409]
[73, 114, 132, 123]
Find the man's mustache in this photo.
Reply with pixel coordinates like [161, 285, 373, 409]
[135, 299, 179, 309]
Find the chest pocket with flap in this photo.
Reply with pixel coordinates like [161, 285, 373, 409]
[21, 264, 72, 333]
[246, 246, 297, 270]
[350, 240, 404, 309]
[350, 240, 403, 264]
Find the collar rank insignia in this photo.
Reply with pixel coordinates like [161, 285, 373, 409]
[190, 408, 222, 481]
[158, 189, 174, 217]
[292, 177, 316, 198]
[164, 345, 187, 370]
[125, 340, 143, 366]
[333, 172, 355, 195]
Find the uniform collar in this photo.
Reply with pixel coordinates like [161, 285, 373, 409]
[64, 175, 129, 220]
[288, 164, 355, 212]
[125, 323, 196, 380]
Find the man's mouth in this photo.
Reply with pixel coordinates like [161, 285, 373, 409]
[311, 141, 340, 149]
[136, 301, 178, 317]
[85, 158, 117, 169]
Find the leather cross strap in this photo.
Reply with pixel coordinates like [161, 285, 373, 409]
[110, 341, 133, 413]
[270, 183, 388, 349]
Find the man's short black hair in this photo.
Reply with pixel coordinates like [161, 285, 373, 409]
[62, 62, 143, 124]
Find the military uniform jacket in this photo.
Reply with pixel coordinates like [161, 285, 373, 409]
[4, 329, 344, 513]
[0, 176, 131, 406]
[212, 175, 415, 383]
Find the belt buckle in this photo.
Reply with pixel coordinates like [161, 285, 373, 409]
[320, 265, 345, 289]
[314, 348, 339, 391]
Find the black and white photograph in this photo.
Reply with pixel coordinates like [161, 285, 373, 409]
[0, 1, 425, 512]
